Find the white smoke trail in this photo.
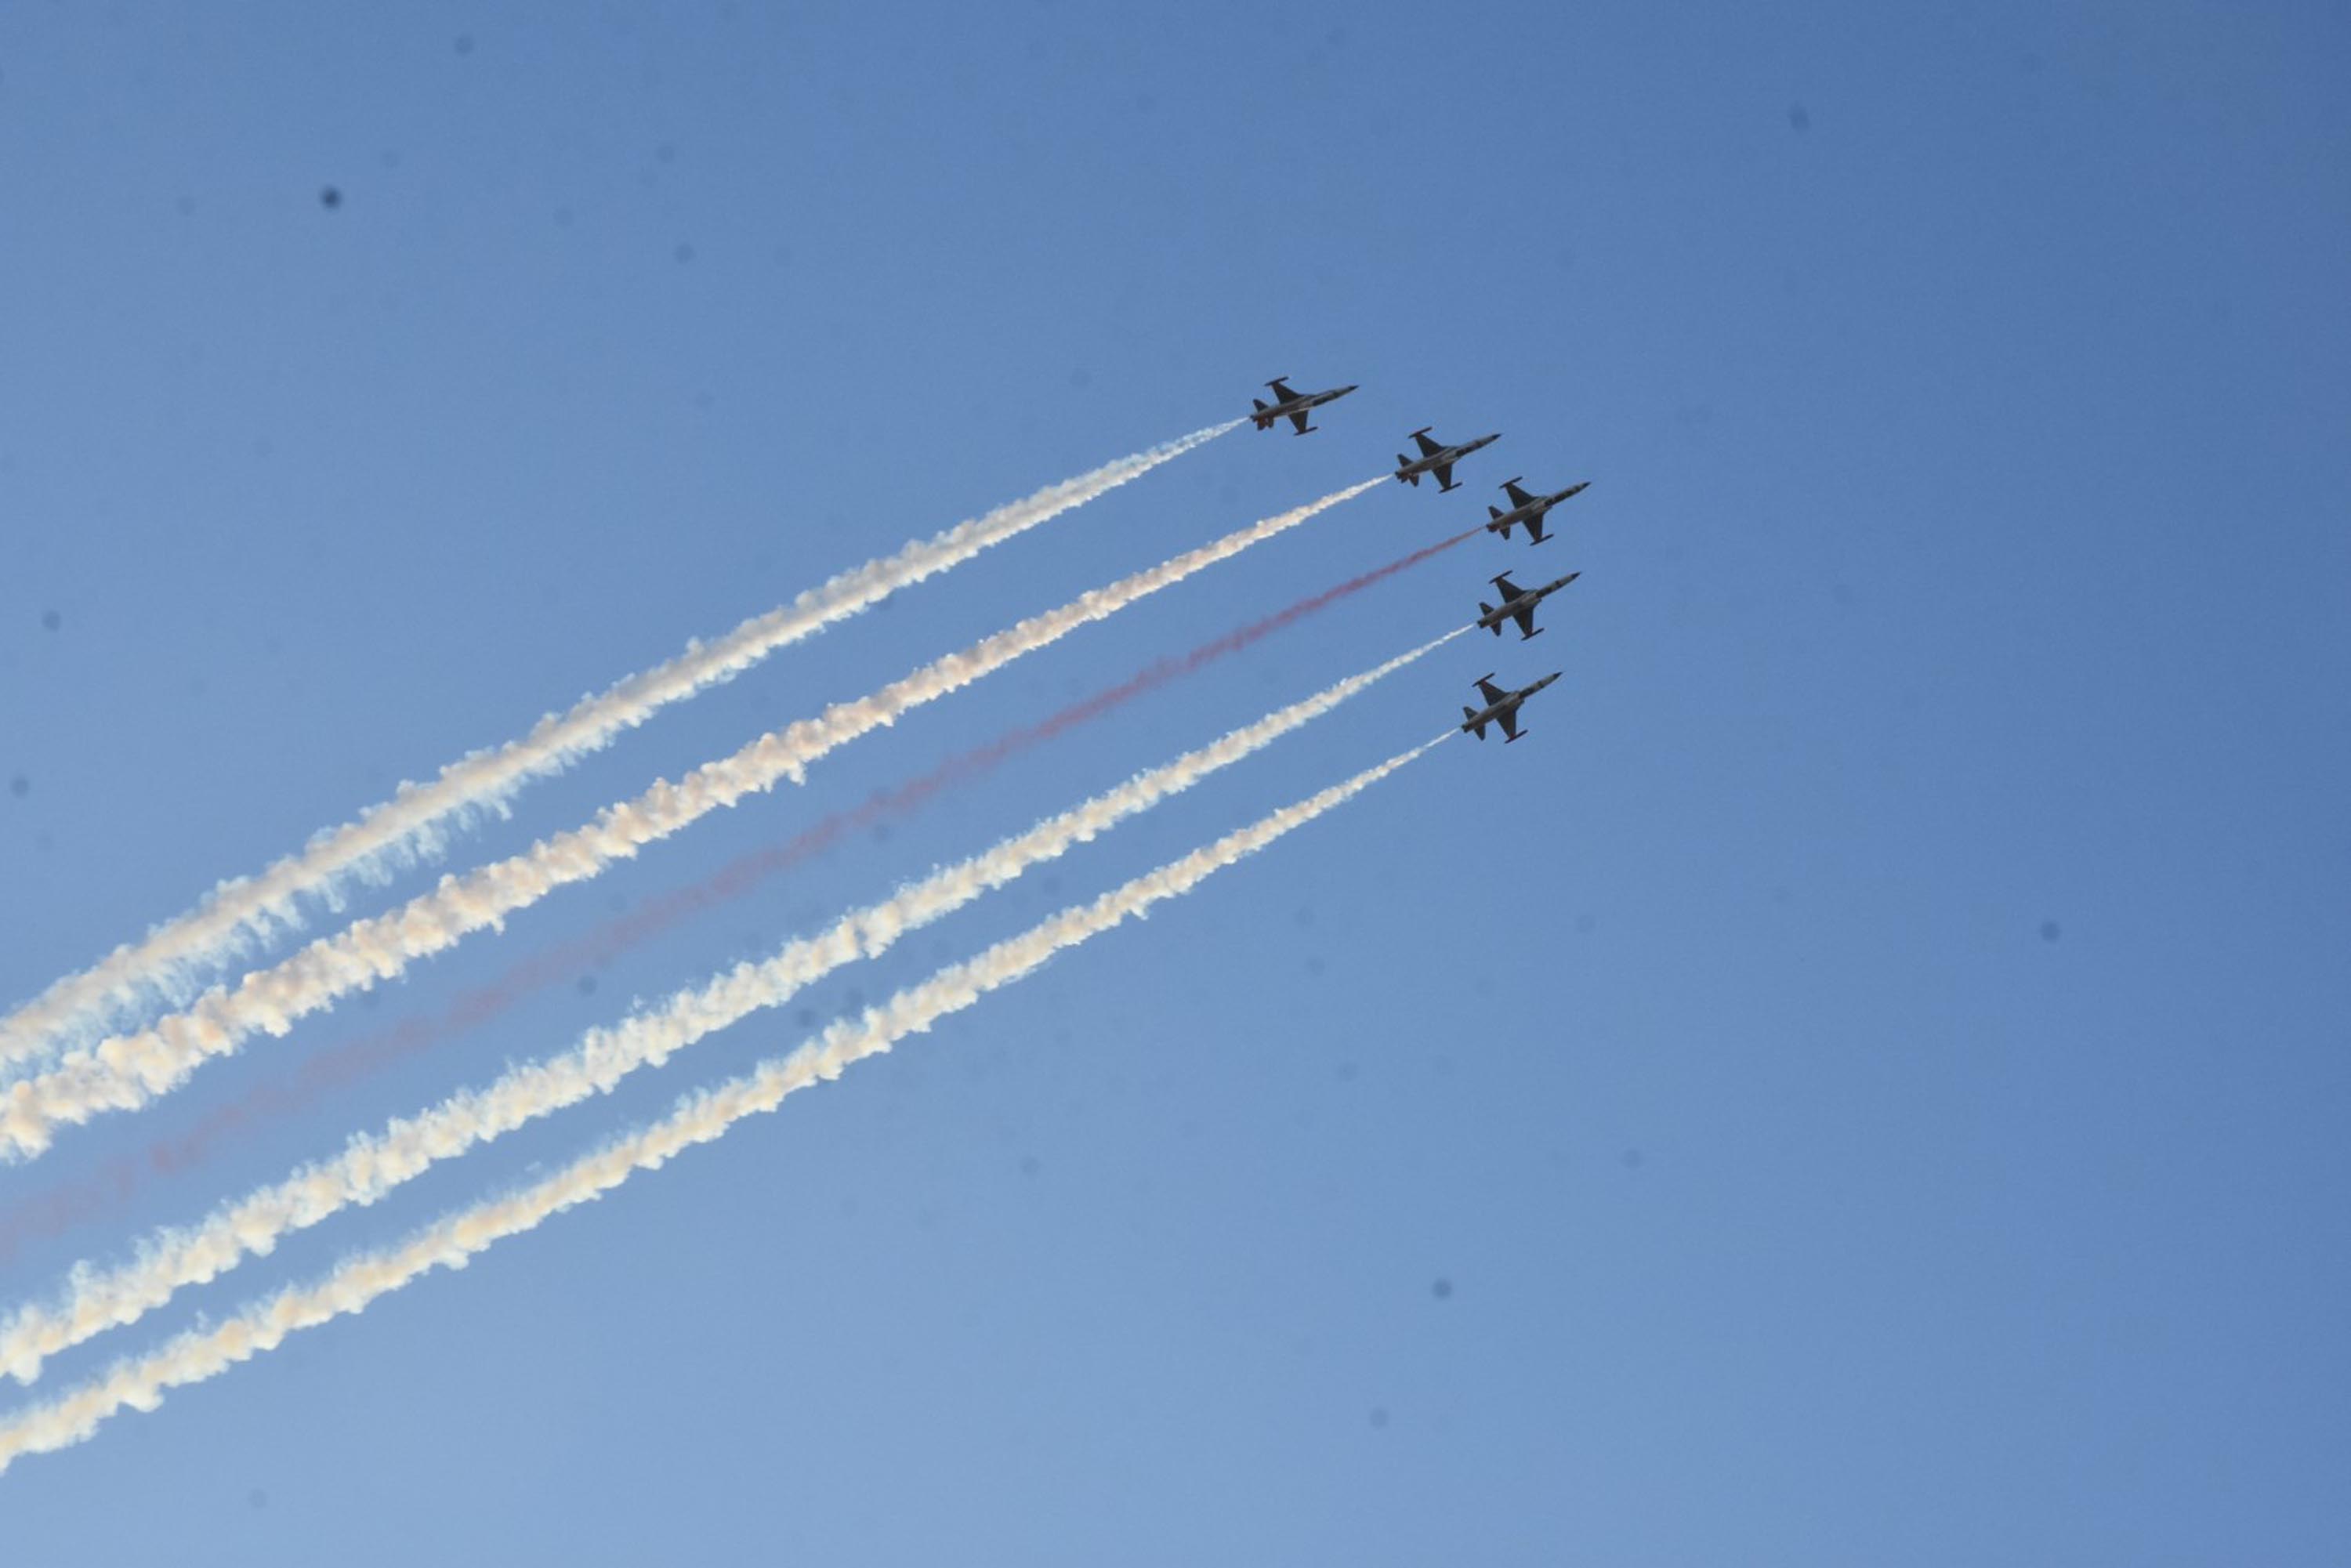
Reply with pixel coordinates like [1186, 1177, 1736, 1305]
[0, 736, 1444, 1476]
[0, 423, 1239, 1075]
[0, 477, 1382, 1161]
[0, 636, 1462, 1385]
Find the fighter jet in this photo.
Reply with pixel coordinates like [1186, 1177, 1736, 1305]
[1393, 427, 1500, 492]
[1250, 376, 1359, 435]
[1460, 671, 1561, 743]
[1476, 570, 1581, 640]
[1483, 477, 1590, 545]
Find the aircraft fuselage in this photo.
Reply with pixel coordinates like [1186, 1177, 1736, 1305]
[1396, 432, 1500, 487]
[1252, 382, 1358, 433]
[1485, 481, 1590, 538]
[1476, 573, 1581, 635]
[1460, 672, 1562, 741]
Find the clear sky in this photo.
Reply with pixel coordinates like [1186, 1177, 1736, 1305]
[2, 2, 2347, 1561]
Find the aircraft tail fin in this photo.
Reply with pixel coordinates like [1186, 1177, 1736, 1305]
[1463, 707, 1487, 740]
[1395, 458, 1418, 485]
[1479, 604, 1502, 635]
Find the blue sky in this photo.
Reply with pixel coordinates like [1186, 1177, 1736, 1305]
[2, 1, 2347, 1560]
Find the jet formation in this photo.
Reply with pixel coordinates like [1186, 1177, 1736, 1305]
[1243, 374, 1591, 743]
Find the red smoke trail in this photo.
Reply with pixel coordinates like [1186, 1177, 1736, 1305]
[0, 528, 1477, 1258]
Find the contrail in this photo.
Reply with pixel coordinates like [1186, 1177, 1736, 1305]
[0, 423, 1239, 1075]
[0, 639, 1462, 1385]
[0, 478, 1382, 1161]
[0, 736, 1444, 1475]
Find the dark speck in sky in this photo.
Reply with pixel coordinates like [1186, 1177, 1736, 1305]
[319, 186, 342, 210]
[1368, 1406, 1389, 1429]
[454, 34, 475, 56]
[1431, 1277, 1453, 1300]
[577, 975, 598, 995]
[1788, 103, 1811, 132]
[674, 241, 696, 263]
[2040, 919, 2063, 942]
[8, 775, 28, 798]
[41, 609, 60, 632]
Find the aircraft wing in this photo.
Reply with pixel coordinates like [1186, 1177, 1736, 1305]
[1268, 378, 1299, 402]
[1496, 706, 1523, 742]
[1411, 430, 1444, 457]
[1431, 462, 1454, 491]
[1492, 574, 1523, 599]
[1523, 515, 1549, 545]
[1503, 480, 1536, 508]
[1512, 604, 1538, 639]
[1474, 677, 1509, 707]
[1288, 409, 1310, 434]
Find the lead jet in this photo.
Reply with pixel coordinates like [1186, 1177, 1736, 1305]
[1483, 477, 1590, 545]
[1477, 570, 1581, 640]
[1460, 671, 1561, 744]
[1250, 376, 1358, 435]
[1393, 427, 1500, 492]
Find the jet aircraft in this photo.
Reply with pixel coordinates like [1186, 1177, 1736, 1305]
[1483, 477, 1590, 545]
[1249, 376, 1358, 435]
[1460, 671, 1561, 743]
[1393, 427, 1500, 492]
[1477, 570, 1581, 640]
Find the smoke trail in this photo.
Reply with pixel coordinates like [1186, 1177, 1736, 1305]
[0, 424, 1238, 1074]
[0, 737, 1444, 1474]
[0, 640, 1462, 1384]
[0, 540, 1487, 1243]
[0, 479, 1381, 1161]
